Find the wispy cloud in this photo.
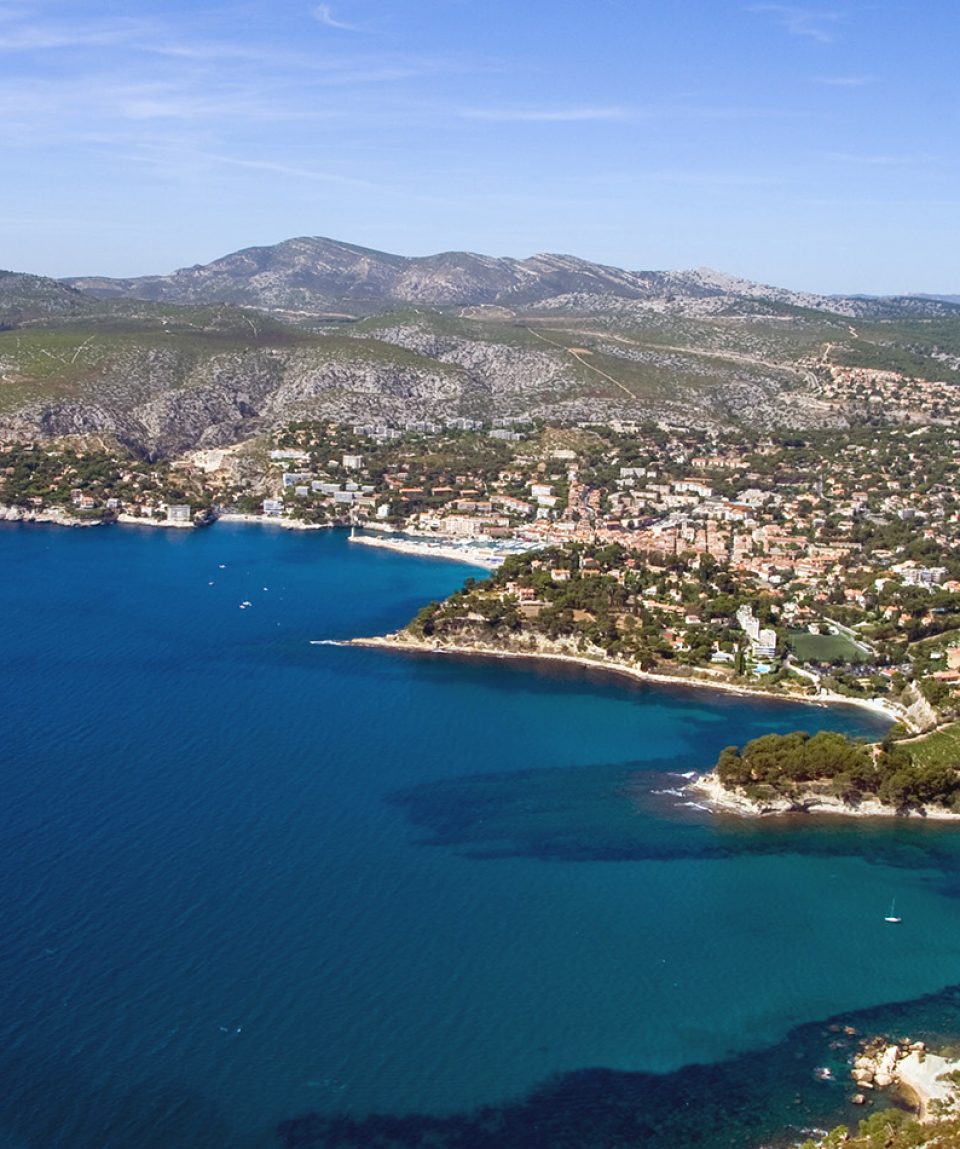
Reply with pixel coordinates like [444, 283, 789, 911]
[826, 151, 931, 166]
[459, 102, 813, 127]
[0, 14, 156, 51]
[649, 169, 786, 188]
[749, 5, 841, 43]
[313, 4, 363, 32]
[198, 152, 379, 188]
[460, 106, 627, 123]
[814, 74, 873, 87]
[119, 142, 382, 190]
[802, 196, 956, 209]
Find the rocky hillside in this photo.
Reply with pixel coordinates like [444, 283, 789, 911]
[64, 237, 960, 321]
[0, 272, 95, 326]
[0, 303, 843, 457]
[0, 244, 957, 458]
[0, 306, 475, 458]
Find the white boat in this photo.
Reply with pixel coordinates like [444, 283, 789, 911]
[884, 899, 902, 924]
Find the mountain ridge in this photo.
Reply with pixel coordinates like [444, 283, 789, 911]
[62, 236, 960, 321]
[1, 239, 958, 460]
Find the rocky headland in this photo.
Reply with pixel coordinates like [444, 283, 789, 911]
[0, 503, 102, 527]
[688, 769, 960, 821]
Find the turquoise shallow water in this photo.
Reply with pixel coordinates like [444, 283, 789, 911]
[1, 523, 959, 1148]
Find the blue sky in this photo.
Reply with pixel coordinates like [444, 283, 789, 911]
[1, 0, 957, 292]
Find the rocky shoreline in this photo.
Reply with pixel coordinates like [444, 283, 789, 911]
[687, 769, 960, 821]
[347, 630, 910, 731]
[0, 506, 334, 532]
[0, 503, 103, 527]
[847, 1036, 960, 1121]
[347, 633, 960, 823]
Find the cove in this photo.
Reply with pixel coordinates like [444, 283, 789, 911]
[1, 523, 957, 1148]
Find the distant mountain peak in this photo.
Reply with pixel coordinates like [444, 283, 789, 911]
[61, 238, 960, 321]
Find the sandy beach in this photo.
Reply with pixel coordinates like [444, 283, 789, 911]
[347, 532, 509, 569]
[215, 512, 330, 530]
[851, 1042, 960, 1122]
[115, 513, 194, 529]
[896, 1050, 960, 1120]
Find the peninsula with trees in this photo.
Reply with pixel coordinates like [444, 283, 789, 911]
[4, 244, 960, 816]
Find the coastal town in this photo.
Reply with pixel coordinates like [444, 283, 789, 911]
[3, 414, 960, 740]
[6, 394, 960, 1146]
[9, 411, 960, 1144]
[9, 1, 960, 1146]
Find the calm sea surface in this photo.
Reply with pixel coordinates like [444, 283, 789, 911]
[2, 523, 960, 1148]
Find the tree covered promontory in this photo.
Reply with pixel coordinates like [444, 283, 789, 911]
[715, 730, 960, 810]
[407, 541, 770, 674]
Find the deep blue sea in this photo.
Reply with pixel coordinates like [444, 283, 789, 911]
[3, 523, 960, 1149]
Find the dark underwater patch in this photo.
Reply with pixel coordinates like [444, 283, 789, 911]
[388, 761, 960, 872]
[277, 984, 960, 1149]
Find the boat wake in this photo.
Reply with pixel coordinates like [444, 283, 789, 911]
[309, 639, 343, 646]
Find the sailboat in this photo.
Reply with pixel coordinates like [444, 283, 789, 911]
[884, 899, 902, 924]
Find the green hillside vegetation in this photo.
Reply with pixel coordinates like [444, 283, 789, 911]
[0, 271, 97, 326]
[0, 313, 468, 415]
[354, 311, 710, 405]
[802, 1109, 960, 1149]
[543, 309, 850, 360]
[4, 263, 960, 464]
[355, 308, 818, 406]
[859, 316, 960, 359]
[831, 318, 960, 383]
[908, 723, 960, 771]
[522, 307, 960, 390]
[0, 443, 205, 514]
[408, 542, 751, 673]
[715, 729, 960, 810]
[354, 309, 543, 349]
